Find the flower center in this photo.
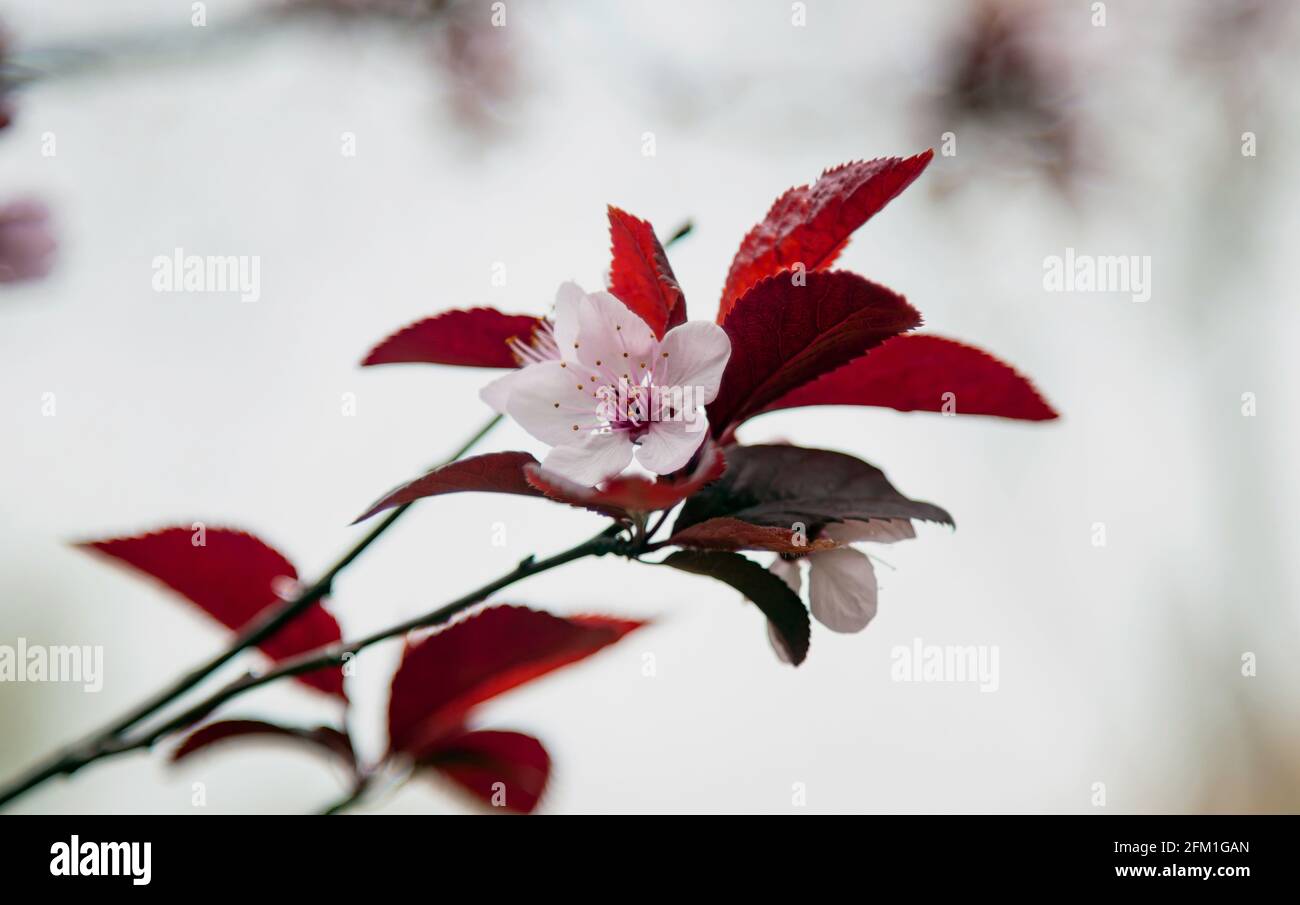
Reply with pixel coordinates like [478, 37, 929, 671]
[597, 377, 690, 441]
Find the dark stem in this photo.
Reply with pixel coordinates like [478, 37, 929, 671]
[114, 526, 622, 756]
[0, 525, 623, 806]
[319, 779, 372, 816]
[643, 509, 673, 543]
[664, 220, 694, 246]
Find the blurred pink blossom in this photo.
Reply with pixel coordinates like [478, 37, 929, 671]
[0, 199, 56, 284]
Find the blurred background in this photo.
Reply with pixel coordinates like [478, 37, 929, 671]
[2, 0, 1298, 814]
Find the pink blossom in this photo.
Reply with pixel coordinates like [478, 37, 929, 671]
[0, 199, 55, 284]
[481, 282, 730, 486]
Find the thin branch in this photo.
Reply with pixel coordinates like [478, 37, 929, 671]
[319, 782, 371, 817]
[0, 413, 501, 809]
[664, 220, 694, 246]
[2, 525, 623, 801]
[120, 526, 623, 754]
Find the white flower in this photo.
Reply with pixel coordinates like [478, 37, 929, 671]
[766, 519, 916, 662]
[481, 282, 731, 486]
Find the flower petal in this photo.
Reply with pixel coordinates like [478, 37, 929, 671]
[656, 321, 731, 405]
[808, 545, 878, 633]
[540, 431, 635, 486]
[506, 360, 603, 446]
[480, 368, 525, 414]
[575, 291, 657, 384]
[551, 281, 586, 356]
[635, 418, 708, 475]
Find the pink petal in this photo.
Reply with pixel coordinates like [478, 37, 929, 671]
[575, 291, 657, 385]
[479, 368, 526, 414]
[505, 360, 604, 446]
[540, 431, 635, 486]
[656, 321, 731, 405]
[808, 546, 878, 633]
[635, 418, 708, 475]
[551, 281, 586, 355]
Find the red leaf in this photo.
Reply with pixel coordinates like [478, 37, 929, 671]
[762, 333, 1059, 421]
[523, 442, 725, 519]
[353, 451, 544, 523]
[362, 308, 544, 368]
[80, 527, 346, 699]
[607, 206, 687, 338]
[718, 152, 933, 323]
[387, 606, 645, 755]
[668, 517, 837, 554]
[708, 271, 921, 437]
[171, 719, 356, 772]
[418, 728, 551, 814]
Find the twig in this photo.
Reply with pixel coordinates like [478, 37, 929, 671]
[92, 528, 623, 774]
[0, 413, 501, 809]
